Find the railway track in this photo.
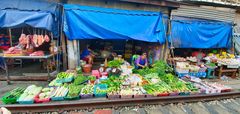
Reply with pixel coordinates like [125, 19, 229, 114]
[1, 91, 240, 113]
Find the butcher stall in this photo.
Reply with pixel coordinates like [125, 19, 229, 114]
[0, 0, 61, 84]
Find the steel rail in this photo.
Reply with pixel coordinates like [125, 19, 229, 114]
[1, 91, 240, 113]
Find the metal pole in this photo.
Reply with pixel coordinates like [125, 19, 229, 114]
[8, 28, 12, 47]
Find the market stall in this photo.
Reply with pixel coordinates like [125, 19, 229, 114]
[0, 0, 61, 84]
[63, 4, 168, 69]
[0, 60, 232, 105]
[169, 16, 237, 79]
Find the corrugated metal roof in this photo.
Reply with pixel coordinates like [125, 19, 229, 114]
[171, 5, 235, 23]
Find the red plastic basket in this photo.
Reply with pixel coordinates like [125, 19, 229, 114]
[34, 94, 50, 103]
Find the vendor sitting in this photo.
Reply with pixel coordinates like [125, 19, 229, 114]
[80, 46, 94, 64]
[135, 52, 148, 69]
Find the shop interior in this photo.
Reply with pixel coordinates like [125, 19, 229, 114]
[78, 39, 165, 71]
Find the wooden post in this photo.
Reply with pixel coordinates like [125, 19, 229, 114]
[60, 5, 67, 71]
[61, 34, 67, 71]
[73, 40, 78, 67]
[8, 28, 12, 47]
[161, 44, 165, 60]
[67, 40, 76, 69]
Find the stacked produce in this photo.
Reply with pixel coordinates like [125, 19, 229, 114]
[34, 88, 54, 103]
[51, 86, 68, 101]
[18, 85, 42, 104]
[2, 60, 233, 104]
[80, 85, 94, 98]
[73, 75, 88, 85]
[65, 84, 84, 99]
[48, 79, 62, 87]
[56, 72, 74, 83]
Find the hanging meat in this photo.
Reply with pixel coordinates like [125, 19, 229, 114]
[19, 34, 27, 45]
[37, 35, 44, 46]
[33, 34, 38, 47]
[26, 35, 30, 49]
[44, 34, 50, 42]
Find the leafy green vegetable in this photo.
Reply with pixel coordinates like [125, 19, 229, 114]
[107, 60, 123, 68]
[57, 72, 74, 79]
[73, 75, 88, 85]
[88, 76, 96, 81]
[81, 85, 94, 94]
[67, 84, 84, 97]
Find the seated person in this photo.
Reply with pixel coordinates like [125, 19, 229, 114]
[192, 49, 206, 65]
[135, 52, 148, 69]
[80, 46, 94, 64]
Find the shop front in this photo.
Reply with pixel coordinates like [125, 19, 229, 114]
[0, 2, 238, 110]
[0, 0, 61, 84]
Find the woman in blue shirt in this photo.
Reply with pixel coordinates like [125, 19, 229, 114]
[80, 46, 94, 64]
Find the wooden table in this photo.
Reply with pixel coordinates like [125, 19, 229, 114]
[216, 64, 238, 79]
[1, 54, 58, 84]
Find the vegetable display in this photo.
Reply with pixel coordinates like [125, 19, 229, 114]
[18, 85, 42, 102]
[2, 58, 233, 104]
[51, 87, 68, 98]
[57, 72, 74, 79]
[107, 60, 123, 68]
[38, 88, 54, 99]
[73, 75, 88, 85]
[48, 79, 62, 87]
[2, 87, 25, 104]
[81, 85, 94, 94]
[66, 84, 84, 98]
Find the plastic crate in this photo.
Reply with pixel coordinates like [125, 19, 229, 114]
[179, 92, 190, 96]
[199, 67, 207, 72]
[80, 94, 93, 99]
[121, 95, 133, 99]
[169, 92, 179, 96]
[56, 76, 74, 83]
[64, 96, 80, 100]
[133, 94, 146, 98]
[1, 96, 17, 104]
[177, 72, 206, 78]
[17, 99, 34, 104]
[157, 93, 170, 97]
[94, 84, 108, 98]
[107, 94, 120, 100]
[34, 95, 50, 103]
[51, 90, 68, 101]
[145, 94, 157, 98]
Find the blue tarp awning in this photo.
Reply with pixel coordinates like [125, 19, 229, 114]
[0, 0, 59, 37]
[170, 19, 232, 48]
[64, 4, 167, 43]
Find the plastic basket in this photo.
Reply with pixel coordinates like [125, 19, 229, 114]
[94, 84, 108, 98]
[64, 96, 80, 100]
[176, 68, 189, 74]
[17, 99, 34, 104]
[51, 90, 68, 101]
[2, 96, 17, 104]
[169, 92, 179, 96]
[157, 93, 170, 97]
[56, 76, 74, 83]
[179, 91, 190, 96]
[177, 72, 206, 78]
[80, 94, 93, 99]
[34, 95, 50, 103]
[121, 95, 133, 99]
[146, 94, 157, 98]
[133, 94, 146, 98]
[107, 94, 120, 100]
